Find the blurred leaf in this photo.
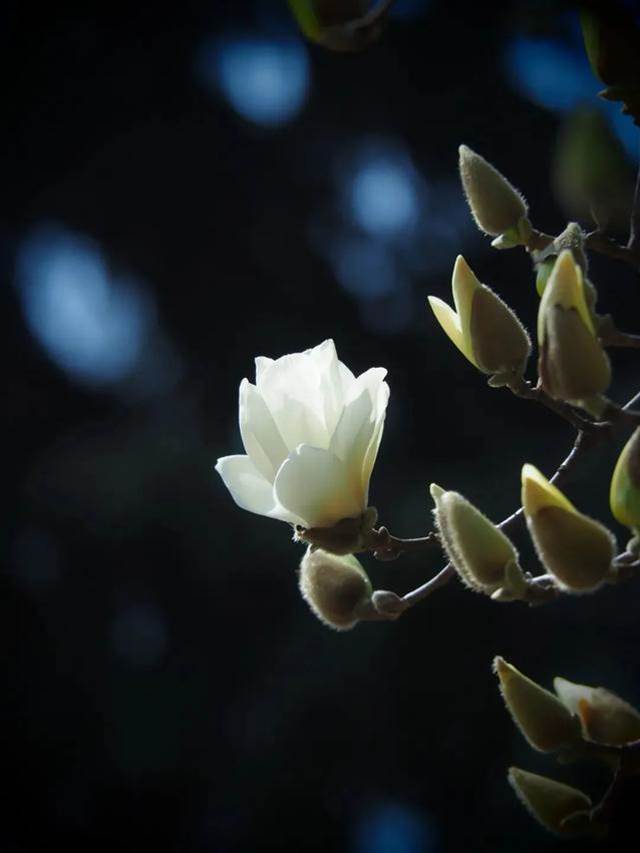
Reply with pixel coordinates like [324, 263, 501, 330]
[580, 1, 640, 126]
[287, 0, 391, 52]
[552, 107, 634, 231]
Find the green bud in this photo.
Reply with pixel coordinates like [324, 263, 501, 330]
[299, 547, 372, 630]
[521, 464, 615, 592]
[428, 255, 530, 381]
[534, 223, 590, 300]
[610, 427, 640, 530]
[554, 676, 640, 746]
[458, 144, 528, 238]
[494, 657, 581, 752]
[508, 767, 592, 837]
[535, 257, 556, 298]
[431, 485, 523, 595]
[537, 250, 610, 409]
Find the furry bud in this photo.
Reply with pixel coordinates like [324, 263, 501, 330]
[299, 548, 372, 630]
[508, 767, 593, 837]
[458, 145, 529, 238]
[521, 464, 615, 592]
[610, 427, 640, 531]
[554, 677, 640, 746]
[428, 255, 530, 382]
[494, 657, 581, 752]
[431, 484, 524, 596]
[537, 250, 610, 411]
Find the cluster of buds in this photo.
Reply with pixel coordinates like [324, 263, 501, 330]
[431, 464, 618, 600]
[495, 657, 640, 838]
[433, 146, 614, 418]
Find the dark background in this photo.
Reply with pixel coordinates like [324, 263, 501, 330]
[4, 1, 640, 850]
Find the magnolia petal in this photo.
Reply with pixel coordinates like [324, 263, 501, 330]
[254, 356, 274, 381]
[361, 381, 389, 499]
[538, 251, 594, 344]
[315, 339, 348, 437]
[330, 387, 374, 480]
[257, 354, 329, 451]
[239, 379, 289, 482]
[274, 444, 365, 529]
[428, 296, 474, 363]
[451, 255, 479, 336]
[215, 455, 302, 524]
[521, 464, 576, 515]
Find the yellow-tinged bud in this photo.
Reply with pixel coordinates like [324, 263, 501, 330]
[428, 256, 530, 381]
[610, 427, 640, 530]
[458, 145, 529, 238]
[494, 657, 581, 752]
[521, 464, 615, 592]
[537, 250, 610, 410]
[299, 548, 372, 630]
[554, 677, 640, 746]
[508, 767, 592, 837]
[431, 484, 524, 595]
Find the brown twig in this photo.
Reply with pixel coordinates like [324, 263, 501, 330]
[583, 152, 640, 270]
[368, 388, 640, 620]
[507, 377, 598, 432]
[601, 328, 640, 349]
[364, 527, 438, 561]
[584, 230, 640, 270]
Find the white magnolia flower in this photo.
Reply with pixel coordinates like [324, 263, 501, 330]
[216, 339, 389, 531]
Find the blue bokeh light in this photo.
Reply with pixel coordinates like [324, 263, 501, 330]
[390, 0, 431, 20]
[15, 225, 152, 387]
[353, 802, 440, 853]
[329, 236, 398, 299]
[348, 147, 422, 238]
[505, 31, 639, 161]
[197, 35, 310, 127]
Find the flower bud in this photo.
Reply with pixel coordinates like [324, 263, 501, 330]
[494, 657, 581, 752]
[537, 250, 610, 411]
[299, 547, 372, 630]
[554, 677, 640, 746]
[458, 145, 529, 238]
[428, 256, 530, 382]
[521, 464, 615, 592]
[610, 427, 640, 530]
[431, 484, 524, 595]
[508, 767, 592, 837]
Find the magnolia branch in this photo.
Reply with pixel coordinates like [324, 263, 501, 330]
[584, 144, 640, 271]
[367, 388, 640, 620]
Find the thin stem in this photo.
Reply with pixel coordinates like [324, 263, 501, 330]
[584, 230, 640, 270]
[507, 378, 597, 432]
[365, 527, 438, 561]
[601, 329, 640, 349]
[525, 227, 555, 252]
[401, 563, 456, 606]
[371, 386, 640, 617]
[584, 151, 640, 269]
